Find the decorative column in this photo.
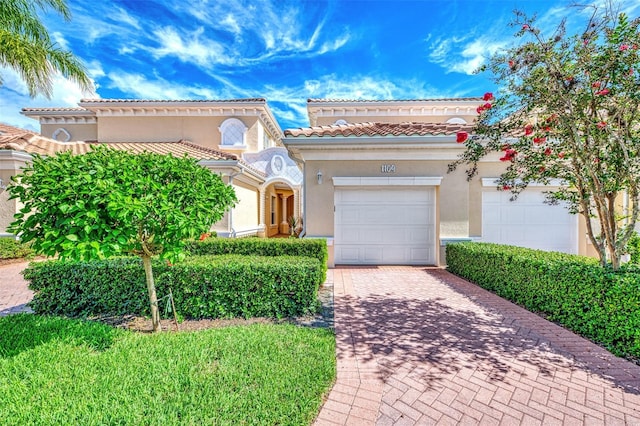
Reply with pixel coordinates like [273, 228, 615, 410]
[280, 194, 289, 234]
[293, 188, 301, 221]
[258, 187, 266, 237]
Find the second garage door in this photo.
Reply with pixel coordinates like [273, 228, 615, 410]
[334, 187, 436, 265]
[482, 188, 578, 254]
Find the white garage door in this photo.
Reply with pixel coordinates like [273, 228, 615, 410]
[334, 187, 436, 265]
[482, 189, 578, 253]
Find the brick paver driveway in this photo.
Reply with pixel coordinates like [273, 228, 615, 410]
[0, 261, 33, 316]
[315, 266, 640, 425]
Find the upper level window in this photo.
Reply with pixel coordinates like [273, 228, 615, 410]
[219, 118, 247, 147]
[334, 119, 348, 125]
[52, 127, 71, 142]
[446, 117, 467, 125]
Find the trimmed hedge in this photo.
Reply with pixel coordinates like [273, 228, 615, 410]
[446, 242, 640, 359]
[187, 237, 328, 280]
[0, 238, 34, 260]
[23, 255, 322, 319]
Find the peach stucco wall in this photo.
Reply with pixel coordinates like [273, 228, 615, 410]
[40, 123, 98, 142]
[94, 116, 266, 153]
[303, 159, 470, 240]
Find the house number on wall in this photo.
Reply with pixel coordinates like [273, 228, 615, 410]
[381, 164, 396, 173]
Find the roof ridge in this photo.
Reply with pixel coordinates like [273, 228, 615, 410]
[307, 97, 484, 103]
[284, 121, 474, 138]
[177, 140, 238, 160]
[79, 98, 267, 104]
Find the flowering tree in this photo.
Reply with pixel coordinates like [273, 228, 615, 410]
[450, 8, 640, 269]
[9, 146, 237, 331]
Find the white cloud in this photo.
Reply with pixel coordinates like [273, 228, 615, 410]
[255, 74, 448, 129]
[148, 27, 232, 67]
[166, 0, 351, 66]
[112, 7, 141, 30]
[428, 34, 507, 76]
[51, 32, 69, 50]
[0, 67, 97, 130]
[105, 71, 228, 100]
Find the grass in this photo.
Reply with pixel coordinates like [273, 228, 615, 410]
[0, 314, 336, 425]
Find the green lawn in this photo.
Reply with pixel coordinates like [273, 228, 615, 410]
[0, 314, 336, 425]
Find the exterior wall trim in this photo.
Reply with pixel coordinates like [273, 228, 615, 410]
[332, 176, 443, 186]
[481, 177, 566, 187]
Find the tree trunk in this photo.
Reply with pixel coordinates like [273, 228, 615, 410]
[142, 255, 161, 332]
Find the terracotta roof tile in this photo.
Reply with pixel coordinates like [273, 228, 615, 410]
[21, 107, 88, 112]
[79, 98, 267, 104]
[0, 123, 91, 155]
[307, 98, 483, 103]
[91, 140, 238, 161]
[284, 122, 474, 138]
[0, 124, 241, 162]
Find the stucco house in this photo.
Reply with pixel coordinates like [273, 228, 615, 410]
[0, 98, 302, 238]
[283, 98, 595, 267]
[2, 96, 599, 268]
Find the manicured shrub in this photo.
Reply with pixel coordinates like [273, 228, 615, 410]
[446, 242, 640, 359]
[23, 255, 322, 319]
[626, 232, 640, 264]
[186, 237, 328, 280]
[0, 237, 35, 260]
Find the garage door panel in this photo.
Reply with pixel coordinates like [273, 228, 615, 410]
[482, 189, 577, 254]
[335, 187, 436, 265]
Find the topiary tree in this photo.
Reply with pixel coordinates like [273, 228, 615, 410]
[450, 6, 640, 269]
[8, 146, 237, 331]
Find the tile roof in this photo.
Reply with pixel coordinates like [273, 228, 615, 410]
[0, 123, 90, 155]
[91, 141, 238, 161]
[0, 123, 238, 160]
[307, 98, 483, 103]
[21, 107, 88, 113]
[284, 122, 475, 138]
[79, 98, 267, 104]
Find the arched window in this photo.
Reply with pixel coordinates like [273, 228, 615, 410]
[446, 117, 467, 125]
[219, 118, 247, 147]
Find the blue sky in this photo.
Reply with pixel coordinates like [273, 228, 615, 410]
[2, 0, 639, 132]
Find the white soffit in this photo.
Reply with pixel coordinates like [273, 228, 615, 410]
[333, 176, 443, 186]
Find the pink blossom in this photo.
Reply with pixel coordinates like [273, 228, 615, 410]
[620, 44, 630, 51]
[595, 89, 610, 96]
[558, 152, 566, 159]
[592, 81, 601, 88]
[502, 185, 511, 191]
[544, 147, 552, 156]
[597, 121, 607, 129]
[522, 24, 530, 30]
[483, 92, 494, 101]
[533, 137, 546, 144]
[500, 148, 517, 162]
[524, 124, 534, 136]
[456, 132, 468, 143]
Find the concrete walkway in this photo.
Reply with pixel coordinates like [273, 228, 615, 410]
[0, 261, 33, 316]
[315, 266, 640, 425]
